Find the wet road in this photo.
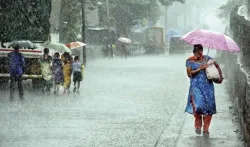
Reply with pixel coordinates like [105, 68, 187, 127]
[0, 55, 243, 147]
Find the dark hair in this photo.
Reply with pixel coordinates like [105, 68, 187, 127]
[193, 44, 203, 54]
[74, 56, 79, 61]
[54, 52, 60, 58]
[63, 60, 68, 65]
[14, 44, 20, 51]
[44, 48, 49, 54]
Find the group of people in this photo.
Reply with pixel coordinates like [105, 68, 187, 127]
[40, 48, 84, 95]
[7, 45, 84, 101]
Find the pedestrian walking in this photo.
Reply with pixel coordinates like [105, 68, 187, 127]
[40, 48, 53, 95]
[52, 52, 64, 95]
[7, 44, 25, 100]
[185, 44, 223, 136]
[72, 56, 83, 94]
[61, 52, 72, 63]
[102, 45, 109, 57]
[63, 58, 72, 95]
[61, 52, 73, 93]
[121, 43, 128, 59]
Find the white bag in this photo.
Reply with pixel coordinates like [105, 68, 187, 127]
[205, 59, 220, 80]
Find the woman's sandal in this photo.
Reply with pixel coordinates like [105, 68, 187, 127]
[195, 128, 201, 134]
[203, 131, 209, 137]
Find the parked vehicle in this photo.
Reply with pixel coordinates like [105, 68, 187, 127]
[77, 27, 117, 59]
[0, 1, 51, 89]
[143, 27, 165, 55]
[0, 41, 43, 88]
[169, 35, 190, 54]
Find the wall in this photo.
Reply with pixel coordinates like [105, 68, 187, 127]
[221, 6, 250, 145]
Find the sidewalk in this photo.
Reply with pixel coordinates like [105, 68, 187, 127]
[156, 82, 244, 147]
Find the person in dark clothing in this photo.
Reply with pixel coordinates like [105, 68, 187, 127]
[7, 44, 25, 100]
[102, 45, 109, 57]
[121, 43, 128, 59]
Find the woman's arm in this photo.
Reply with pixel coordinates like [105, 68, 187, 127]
[186, 64, 208, 77]
[187, 67, 201, 77]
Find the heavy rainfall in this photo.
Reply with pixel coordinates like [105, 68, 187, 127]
[0, 0, 249, 146]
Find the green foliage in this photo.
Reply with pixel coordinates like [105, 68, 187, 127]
[159, 0, 185, 6]
[217, 0, 244, 22]
[148, 0, 161, 25]
[0, 0, 51, 42]
[59, 0, 82, 43]
[111, 2, 147, 36]
[59, 0, 185, 41]
[95, 0, 184, 36]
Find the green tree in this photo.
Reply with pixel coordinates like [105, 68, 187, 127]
[59, 0, 99, 43]
[58, 0, 185, 42]
[111, 1, 150, 37]
[159, 0, 184, 6]
[0, 0, 51, 42]
[59, 0, 81, 43]
[97, 0, 184, 37]
[217, 0, 244, 23]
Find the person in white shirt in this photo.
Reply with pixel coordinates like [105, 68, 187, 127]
[72, 56, 83, 93]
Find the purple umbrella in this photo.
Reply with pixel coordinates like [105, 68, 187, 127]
[180, 29, 240, 52]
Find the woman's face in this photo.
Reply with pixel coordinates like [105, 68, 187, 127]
[194, 49, 203, 57]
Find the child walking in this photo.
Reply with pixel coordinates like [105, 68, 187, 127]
[63, 58, 72, 95]
[40, 50, 53, 95]
[72, 56, 83, 94]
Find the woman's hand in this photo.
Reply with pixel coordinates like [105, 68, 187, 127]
[199, 64, 208, 70]
[187, 64, 208, 77]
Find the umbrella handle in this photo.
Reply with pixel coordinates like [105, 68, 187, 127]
[207, 48, 210, 56]
[206, 43, 211, 62]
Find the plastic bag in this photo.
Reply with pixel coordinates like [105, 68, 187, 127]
[206, 59, 220, 80]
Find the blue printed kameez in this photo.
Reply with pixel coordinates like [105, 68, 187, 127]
[185, 55, 216, 115]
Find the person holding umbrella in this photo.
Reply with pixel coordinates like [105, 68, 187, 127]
[185, 44, 223, 136]
[121, 43, 128, 59]
[181, 29, 240, 136]
[7, 44, 25, 100]
[118, 37, 132, 58]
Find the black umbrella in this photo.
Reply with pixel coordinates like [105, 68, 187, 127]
[8, 40, 38, 49]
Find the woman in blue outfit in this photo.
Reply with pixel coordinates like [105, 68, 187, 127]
[52, 52, 64, 95]
[185, 44, 223, 136]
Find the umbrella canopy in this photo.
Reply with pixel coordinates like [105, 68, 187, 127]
[180, 29, 240, 52]
[65, 41, 87, 49]
[118, 37, 132, 44]
[41, 42, 71, 54]
[8, 40, 38, 49]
